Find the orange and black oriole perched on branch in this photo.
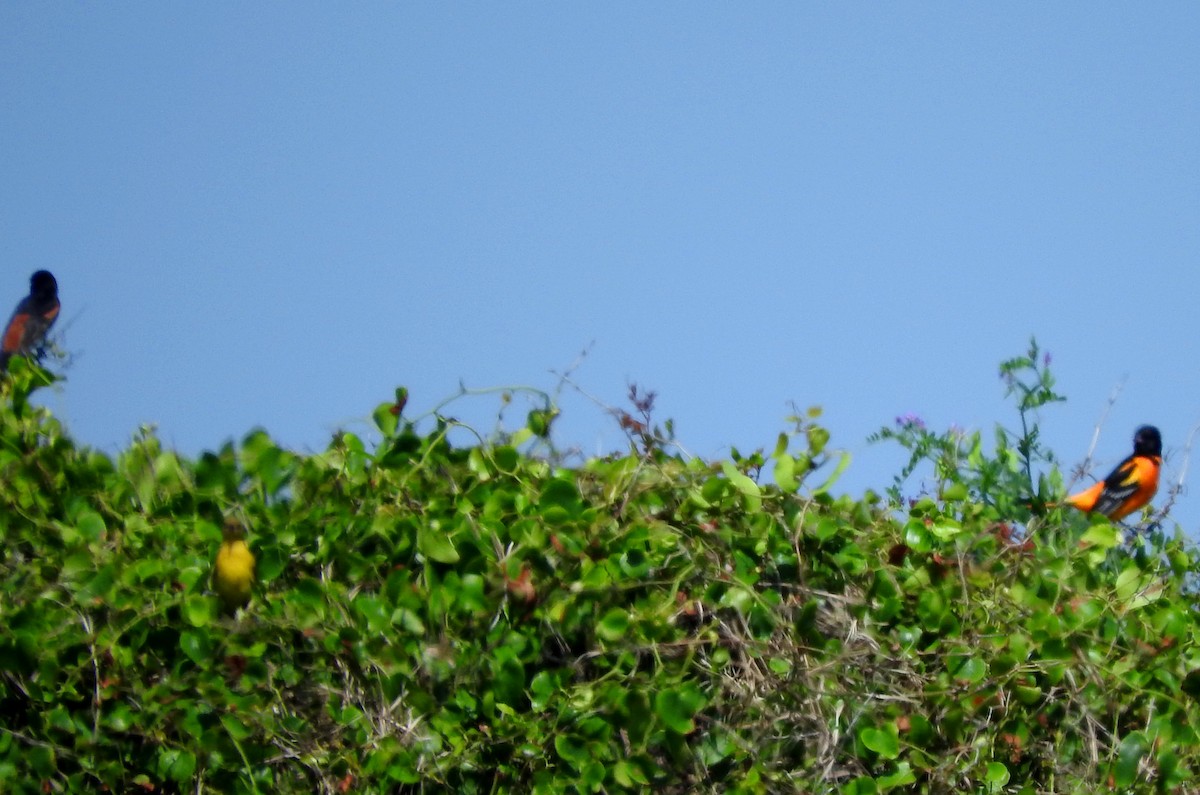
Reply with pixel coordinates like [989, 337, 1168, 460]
[1066, 425, 1162, 521]
[0, 270, 60, 373]
[214, 517, 256, 614]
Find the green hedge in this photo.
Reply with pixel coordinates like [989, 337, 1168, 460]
[1, 351, 1198, 794]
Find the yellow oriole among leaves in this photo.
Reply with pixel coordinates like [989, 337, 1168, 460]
[1066, 425, 1162, 521]
[214, 516, 256, 614]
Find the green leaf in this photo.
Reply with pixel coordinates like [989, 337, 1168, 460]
[842, 777, 878, 795]
[373, 401, 399, 437]
[859, 725, 900, 759]
[904, 714, 933, 745]
[767, 657, 792, 676]
[1158, 748, 1181, 787]
[179, 630, 211, 664]
[529, 671, 558, 710]
[951, 656, 986, 684]
[812, 517, 840, 542]
[527, 408, 556, 438]
[774, 453, 798, 493]
[597, 608, 630, 642]
[941, 482, 968, 502]
[772, 432, 789, 458]
[554, 734, 589, 770]
[156, 749, 197, 784]
[877, 762, 916, 789]
[612, 759, 649, 787]
[1114, 732, 1147, 788]
[807, 426, 830, 455]
[183, 596, 214, 628]
[928, 520, 962, 540]
[721, 461, 762, 511]
[1014, 684, 1042, 705]
[581, 759, 607, 789]
[720, 587, 755, 613]
[903, 520, 930, 552]
[654, 684, 705, 735]
[257, 544, 287, 582]
[509, 427, 534, 447]
[814, 451, 851, 494]
[105, 704, 135, 732]
[540, 478, 581, 513]
[917, 589, 946, 626]
[490, 650, 526, 707]
[418, 524, 460, 563]
[492, 445, 519, 471]
[76, 564, 118, 603]
[984, 762, 1010, 790]
[76, 511, 107, 542]
[220, 712, 253, 741]
[1079, 523, 1120, 550]
[28, 746, 56, 778]
[1115, 565, 1139, 600]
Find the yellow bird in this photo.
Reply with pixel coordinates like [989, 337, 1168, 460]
[214, 517, 256, 614]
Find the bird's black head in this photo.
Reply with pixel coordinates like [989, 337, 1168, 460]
[30, 270, 57, 300]
[1133, 425, 1162, 457]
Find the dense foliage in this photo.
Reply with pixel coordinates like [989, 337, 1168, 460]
[2, 346, 1199, 794]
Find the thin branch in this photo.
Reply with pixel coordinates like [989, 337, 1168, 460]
[1072, 378, 1126, 488]
[1171, 422, 1200, 494]
[555, 371, 696, 460]
[1147, 420, 1200, 527]
[549, 341, 594, 401]
[420, 381, 552, 420]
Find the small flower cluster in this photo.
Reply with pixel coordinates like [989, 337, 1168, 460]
[895, 413, 926, 431]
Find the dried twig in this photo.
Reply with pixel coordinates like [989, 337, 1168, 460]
[1148, 420, 1200, 527]
[1072, 378, 1126, 488]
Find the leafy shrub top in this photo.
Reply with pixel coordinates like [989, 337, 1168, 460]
[0, 348, 1198, 794]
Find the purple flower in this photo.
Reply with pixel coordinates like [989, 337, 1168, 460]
[895, 413, 926, 431]
[1043, 352, 1052, 367]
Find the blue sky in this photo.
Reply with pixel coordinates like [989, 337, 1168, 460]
[3, 6, 1199, 529]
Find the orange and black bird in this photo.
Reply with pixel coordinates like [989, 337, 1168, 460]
[1066, 425, 1162, 521]
[0, 270, 60, 373]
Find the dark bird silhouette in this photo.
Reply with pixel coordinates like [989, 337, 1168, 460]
[0, 270, 60, 373]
